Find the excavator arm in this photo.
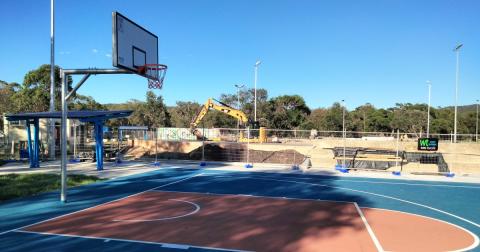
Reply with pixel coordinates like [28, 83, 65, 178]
[190, 98, 249, 139]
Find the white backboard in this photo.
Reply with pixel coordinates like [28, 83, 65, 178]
[112, 12, 158, 74]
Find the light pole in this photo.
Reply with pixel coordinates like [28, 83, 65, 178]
[234, 84, 245, 129]
[49, 0, 55, 160]
[453, 43, 463, 143]
[476, 99, 479, 142]
[426, 80, 431, 137]
[254, 60, 261, 122]
[342, 100, 346, 168]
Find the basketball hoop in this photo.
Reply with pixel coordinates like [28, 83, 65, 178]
[138, 64, 168, 89]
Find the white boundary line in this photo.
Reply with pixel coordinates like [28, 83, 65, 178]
[113, 199, 200, 222]
[228, 174, 480, 189]
[362, 207, 480, 252]
[13, 230, 251, 252]
[206, 175, 480, 229]
[0, 173, 202, 236]
[354, 203, 384, 252]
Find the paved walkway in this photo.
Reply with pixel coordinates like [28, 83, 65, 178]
[1, 159, 480, 184]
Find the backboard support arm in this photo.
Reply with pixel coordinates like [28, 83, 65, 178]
[60, 68, 133, 203]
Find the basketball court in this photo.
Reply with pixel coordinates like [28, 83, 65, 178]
[2, 7, 480, 252]
[0, 164, 479, 251]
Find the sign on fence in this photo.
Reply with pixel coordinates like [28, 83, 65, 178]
[418, 138, 439, 151]
[157, 128, 221, 141]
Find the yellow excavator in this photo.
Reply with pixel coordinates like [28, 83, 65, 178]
[190, 98, 266, 143]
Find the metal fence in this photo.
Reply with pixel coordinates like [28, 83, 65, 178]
[1, 125, 479, 175]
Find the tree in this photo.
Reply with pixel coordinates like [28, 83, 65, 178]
[266, 95, 311, 129]
[70, 94, 106, 111]
[169, 101, 201, 128]
[0, 81, 20, 130]
[390, 104, 427, 134]
[130, 91, 171, 128]
[219, 88, 269, 126]
[107, 99, 143, 127]
[321, 102, 344, 131]
[304, 108, 328, 130]
[11, 64, 72, 113]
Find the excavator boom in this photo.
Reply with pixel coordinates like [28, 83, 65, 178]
[190, 98, 250, 139]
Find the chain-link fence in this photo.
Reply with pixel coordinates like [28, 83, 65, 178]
[1, 122, 479, 175]
[116, 127, 312, 169]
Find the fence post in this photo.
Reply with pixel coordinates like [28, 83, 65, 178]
[395, 129, 399, 168]
[153, 128, 160, 166]
[200, 123, 206, 167]
[245, 126, 253, 168]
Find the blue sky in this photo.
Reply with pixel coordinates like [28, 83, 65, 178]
[0, 0, 479, 110]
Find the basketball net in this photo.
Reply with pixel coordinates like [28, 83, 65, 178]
[139, 64, 167, 89]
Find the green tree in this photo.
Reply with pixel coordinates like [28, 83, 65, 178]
[390, 104, 427, 134]
[304, 108, 328, 130]
[11, 64, 72, 113]
[107, 99, 143, 127]
[0, 81, 21, 130]
[169, 101, 202, 128]
[322, 102, 344, 131]
[130, 91, 171, 128]
[266, 95, 311, 129]
[219, 88, 269, 126]
[70, 94, 106, 111]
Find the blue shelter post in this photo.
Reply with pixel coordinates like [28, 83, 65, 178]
[33, 119, 40, 168]
[25, 120, 34, 168]
[94, 121, 104, 170]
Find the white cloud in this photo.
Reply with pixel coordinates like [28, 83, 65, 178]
[105, 54, 112, 58]
[59, 51, 71, 55]
[92, 49, 98, 54]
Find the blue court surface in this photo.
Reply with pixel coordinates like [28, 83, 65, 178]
[0, 164, 479, 251]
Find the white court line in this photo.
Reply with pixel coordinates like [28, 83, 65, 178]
[13, 230, 251, 252]
[223, 173, 480, 189]
[205, 174, 480, 229]
[362, 207, 480, 252]
[113, 199, 200, 222]
[354, 203, 384, 252]
[0, 173, 202, 236]
[152, 189, 355, 204]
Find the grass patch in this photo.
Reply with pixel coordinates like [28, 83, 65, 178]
[0, 173, 106, 202]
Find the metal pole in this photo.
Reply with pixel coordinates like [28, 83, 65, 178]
[49, 0, 55, 160]
[237, 87, 240, 129]
[476, 100, 479, 142]
[155, 128, 158, 164]
[453, 44, 463, 143]
[234, 84, 245, 130]
[342, 100, 346, 168]
[254, 60, 261, 122]
[247, 126, 250, 165]
[73, 121, 76, 158]
[395, 129, 399, 168]
[201, 124, 205, 162]
[60, 70, 67, 202]
[427, 81, 431, 137]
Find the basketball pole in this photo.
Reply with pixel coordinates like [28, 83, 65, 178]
[49, 0, 55, 161]
[60, 69, 67, 202]
[59, 68, 132, 202]
[342, 100, 346, 168]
